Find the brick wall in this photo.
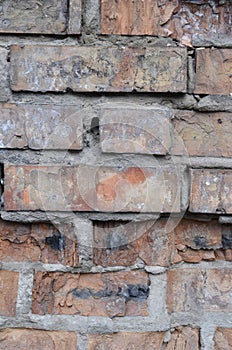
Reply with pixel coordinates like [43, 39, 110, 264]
[0, 1, 231, 349]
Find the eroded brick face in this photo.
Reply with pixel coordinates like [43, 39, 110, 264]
[172, 111, 232, 157]
[0, 329, 77, 350]
[4, 165, 180, 213]
[0, 104, 83, 150]
[100, 106, 171, 155]
[88, 327, 199, 350]
[190, 169, 232, 214]
[101, 0, 231, 46]
[10, 46, 187, 93]
[0, 219, 78, 266]
[32, 271, 149, 317]
[214, 328, 232, 350]
[94, 218, 226, 267]
[0, 0, 68, 34]
[195, 48, 232, 95]
[0, 270, 19, 316]
[167, 268, 232, 313]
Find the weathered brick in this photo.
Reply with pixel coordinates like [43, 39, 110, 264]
[10, 46, 187, 93]
[32, 271, 149, 317]
[88, 327, 199, 350]
[0, 47, 10, 102]
[0, 219, 78, 266]
[100, 106, 171, 155]
[101, 0, 231, 47]
[0, 0, 68, 34]
[68, 0, 82, 34]
[93, 219, 173, 267]
[0, 329, 77, 350]
[167, 268, 232, 313]
[172, 111, 232, 157]
[174, 219, 222, 251]
[94, 218, 223, 267]
[0, 104, 82, 150]
[195, 49, 232, 95]
[4, 165, 180, 213]
[214, 328, 232, 350]
[0, 270, 18, 316]
[190, 169, 232, 214]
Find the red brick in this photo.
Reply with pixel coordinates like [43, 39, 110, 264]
[214, 328, 232, 350]
[0, 219, 78, 266]
[0, 329, 77, 350]
[88, 327, 199, 350]
[101, 0, 231, 47]
[172, 111, 232, 157]
[93, 219, 173, 267]
[167, 268, 232, 313]
[100, 106, 171, 155]
[195, 49, 232, 95]
[32, 271, 149, 317]
[0, 103, 83, 150]
[93, 218, 224, 267]
[190, 169, 232, 214]
[10, 46, 187, 93]
[0, 270, 19, 316]
[4, 165, 180, 213]
[0, 0, 68, 34]
[68, 0, 82, 34]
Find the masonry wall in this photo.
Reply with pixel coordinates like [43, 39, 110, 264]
[0, 1, 232, 349]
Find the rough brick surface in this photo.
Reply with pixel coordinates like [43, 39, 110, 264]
[4, 165, 180, 213]
[0, 270, 19, 316]
[195, 49, 232, 95]
[167, 268, 232, 312]
[0, 104, 83, 150]
[0, 0, 68, 34]
[214, 328, 232, 350]
[0, 329, 77, 350]
[0, 47, 10, 102]
[10, 46, 187, 93]
[101, 0, 231, 47]
[94, 218, 224, 267]
[68, 0, 82, 34]
[93, 219, 173, 267]
[172, 111, 232, 157]
[32, 271, 149, 317]
[0, 219, 78, 266]
[88, 327, 199, 350]
[190, 169, 232, 214]
[100, 106, 171, 155]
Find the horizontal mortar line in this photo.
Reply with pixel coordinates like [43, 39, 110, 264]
[0, 210, 161, 223]
[0, 315, 172, 332]
[187, 156, 232, 167]
[170, 312, 232, 328]
[0, 261, 146, 273]
[170, 260, 232, 270]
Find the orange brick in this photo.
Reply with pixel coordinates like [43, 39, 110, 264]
[195, 49, 232, 95]
[88, 328, 199, 350]
[32, 271, 149, 317]
[0, 329, 77, 350]
[4, 165, 180, 213]
[0, 219, 78, 266]
[190, 169, 232, 214]
[0, 270, 19, 316]
[167, 268, 232, 313]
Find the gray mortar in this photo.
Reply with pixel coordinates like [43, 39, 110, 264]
[192, 33, 232, 48]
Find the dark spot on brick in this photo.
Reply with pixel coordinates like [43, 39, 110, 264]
[222, 227, 232, 249]
[218, 118, 223, 124]
[193, 236, 208, 249]
[72, 284, 149, 301]
[45, 234, 66, 251]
